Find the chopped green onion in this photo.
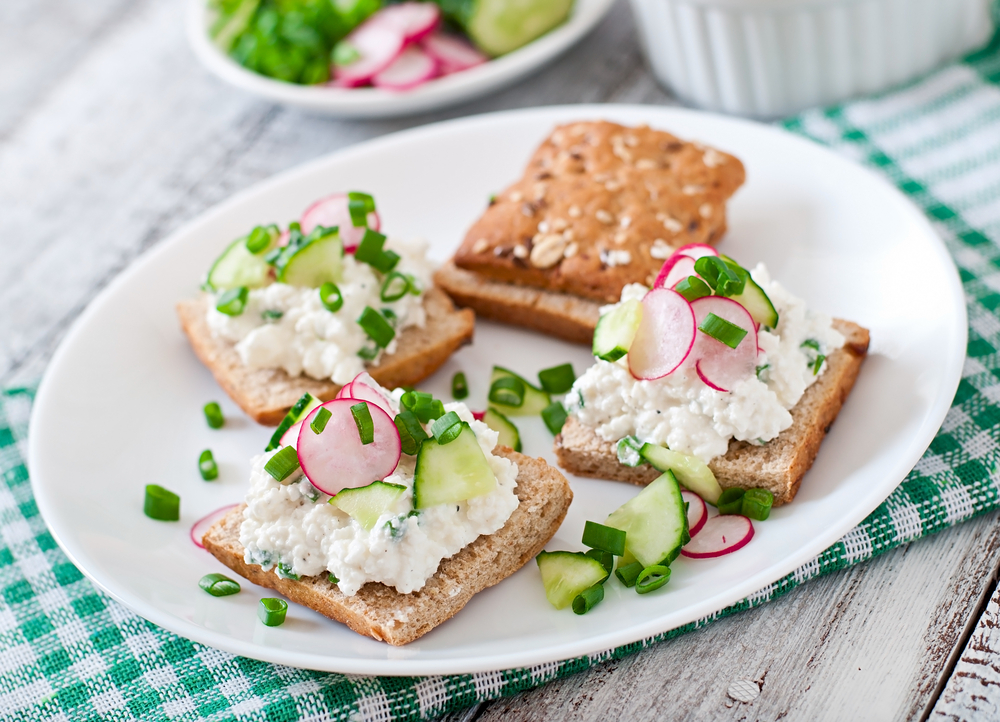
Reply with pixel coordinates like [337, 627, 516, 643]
[328, 573, 339, 584]
[381, 307, 398, 326]
[355, 229, 387, 265]
[585, 548, 614, 576]
[266, 392, 316, 452]
[332, 41, 360, 66]
[376, 250, 401, 273]
[489, 376, 525, 407]
[401, 391, 444, 424]
[615, 561, 644, 588]
[694, 256, 747, 297]
[582, 521, 627, 557]
[572, 584, 605, 615]
[616, 436, 644, 467]
[245, 224, 278, 254]
[357, 343, 380, 361]
[216, 286, 248, 316]
[357, 307, 395, 348]
[288, 221, 301, 233]
[319, 282, 344, 312]
[380, 272, 410, 302]
[537, 363, 576, 394]
[489, 194, 497, 205]
[258, 598, 288, 627]
[401, 390, 431, 410]
[351, 402, 375, 445]
[203, 402, 224, 429]
[542, 402, 568, 435]
[698, 313, 748, 349]
[143, 485, 179, 521]
[198, 449, 219, 481]
[276, 562, 299, 580]
[674, 275, 712, 302]
[741, 488, 774, 521]
[310, 407, 332, 435]
[261, 309, 283, 322]
[394, 410, 429, 455]
[635, 565, 671, 594]
[264, 446, 300, 483]
[451, 372, 469, 400]
[347, 191, 375, 227]
[406, 274, 422, 295]
[199, 573, 240, 597]
[801, 339, 820, 351]
[756, 364, 770, 380]
[717, 487, 746, 515]
[430, 411, 462, 445]
[811, 354, 826, 375]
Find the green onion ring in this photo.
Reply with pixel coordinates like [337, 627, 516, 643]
[635, 565, 671, 594]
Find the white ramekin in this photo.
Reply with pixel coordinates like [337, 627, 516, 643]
[629, 0, 996, 118]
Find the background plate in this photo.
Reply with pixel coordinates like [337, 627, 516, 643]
[29, 105, 966, 676]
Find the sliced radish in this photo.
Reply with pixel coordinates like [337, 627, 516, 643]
[681, 515, 754, 558]
[628, 288, 696, 380]
[676, 243, 719, 260]
[688, 296, 758, 392]
[472, 410, 485, 421]
[653, 254, 696, 290]
[297, 399, 401, 497]
[335, 382, 355, 400]
[300, 194, 380, 252]
[681, 490, 707, 537]
[372, 45, 439, 91]
[421, 32, 487, 74]
[372, 2, 440, 43]
[280, 420, 303, 449]
[332, 22, 406, 88]
[190, 503, 239, 549]
[342, 372, 395, 416]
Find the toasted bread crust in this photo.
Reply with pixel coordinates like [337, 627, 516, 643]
[453, 121, 745, 303]
[554, 320, 869, 506]
[201, 449, 573, 645]
[177, 286, 475, 425]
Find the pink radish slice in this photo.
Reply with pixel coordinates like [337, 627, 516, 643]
[300, 194, 380, 252]
[676, 243, 719, 260]
[280, 420, 304, 449]
[372, 45, 439, 91]
[372, 2, 440, 43]
[472, 410, 485, 421]
[681, 515, 754, 558]
[681, 490, 707, 537]
[342, 373, 394, 416]
[333, 22, 406, 87]
[190, 504, 239, 549]
[653, 254, 696, 290]
[421, 32, 487, 73]
[688, 296, 758, 392]
[335, 382, 355, 400]
[297, 399, 401, 496]
[628, 288, 696, 380]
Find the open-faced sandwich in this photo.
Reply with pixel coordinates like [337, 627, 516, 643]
[434, 121, 746, 343]
[178, 193, 475, 424]
[201, 373, 573, 644]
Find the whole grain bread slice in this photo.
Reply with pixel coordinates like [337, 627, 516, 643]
[554, 319, 870, 506]
[177, 286, 475, 425]
[201, 448, 573, 645]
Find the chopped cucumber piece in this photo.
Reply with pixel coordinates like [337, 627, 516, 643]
[205, 234, 276, 291]
[605, 470, 689, 568]
[265, 393, 322, 451]
[330, 481, 407, 531]
[593, 299, 642, 362]
[466, 0, 574, 57]
[536, 551, 609, 610]
[639, 443, 723, 505]
[413, 423, 497, 509]
[275, 229, 343, 288]
[731, 275, 778, 329]
[487, 366, 550, 416]
[482, 408, 522, 452]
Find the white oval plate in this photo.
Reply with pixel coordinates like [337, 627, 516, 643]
[185, 0, 616, 117]
[29, 105, 965, 677]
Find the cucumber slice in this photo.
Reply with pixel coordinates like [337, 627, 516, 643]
[731, 276, 778, 329]
[482, 408, 522, 452]
[488, 366, 550, 417]
[639, 443, 723, 505]
[413, 423, 497, 509]
[265, 393, 323, 451]
[536, 551, 608, 610]
[467, 0, 574, 57]
[275, 230, 344, 288]
[330, 481, 406, 531]
[205, 234, 276, 291]
[593, 299, 642, 362]
[605, 470, 690, 568]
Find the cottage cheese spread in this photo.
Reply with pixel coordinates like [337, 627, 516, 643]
[206, 237, 434, 386]
[568, 264, 845, 463]
[239, 402, 519, 596]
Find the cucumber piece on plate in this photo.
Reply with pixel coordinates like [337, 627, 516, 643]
[330, 481, 407, 531]
[482, 408, 522, 452]
[536, 551, 609, 610]
[593, 299, 642, 362]
[488, 366, 550, 417]
[205, 231, 279, 291]
[464, 0, 573, 57]
[605, 470, 690, 568]
[413, 422, 497, 508]
[639, 443, 723, 505]
[275, 229, 344, 288]
[265, 393, 323, 451]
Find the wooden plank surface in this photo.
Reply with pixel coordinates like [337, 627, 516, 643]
[2, 0, 998, 719]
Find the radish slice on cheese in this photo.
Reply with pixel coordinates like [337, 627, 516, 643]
[297, 399, 401, 496]
[680, 515, 754, 558]
[688, 296, 758, 392]
[374, 2, 440, 43]
[190, 503, 239, 549]
[332, 22, 406, 88]
[676, 243, 719, 260]
[300, 194, 380, 252]
[280, 421, 304, 449]
[681, 490, 708, 537]
[653, 254, 696, 290]
[628, 288, 696, 380]
[335, 382, 355, 400]
[421, 32, 487, 73]
[372, 45, 439, 91]
[342, 372, 395, 416]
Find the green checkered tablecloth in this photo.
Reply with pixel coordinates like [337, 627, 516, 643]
[8, 25, 1000, 722]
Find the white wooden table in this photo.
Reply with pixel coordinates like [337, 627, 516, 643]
[3, 0, 999, 718]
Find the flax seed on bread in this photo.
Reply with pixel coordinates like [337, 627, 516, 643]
[554, 319, 869, 506]
[177, 286, 475, 426]
[201, 448, 573, 645]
